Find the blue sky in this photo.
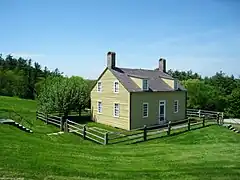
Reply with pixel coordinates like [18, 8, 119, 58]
[0, 0, 239, 79]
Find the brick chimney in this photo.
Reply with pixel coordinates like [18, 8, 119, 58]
[107, 51, 116, 69]
[159, 58, 166, 73]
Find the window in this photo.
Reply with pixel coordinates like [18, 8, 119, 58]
[113, 103, 120, 117]
[142, 79, 149, 91]
[113, 80, 119, 93]
[97, 81, 102, 92]
[142, 103, 148, 118]
[174, 100, 179, 113]
[174, 79, 178, 90]
[97, 101, 102, 113]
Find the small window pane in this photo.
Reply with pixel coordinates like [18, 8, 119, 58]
[97, 101, 102, 113]
[114, 81, 119, 92]
[97, 82, 102, 92]
[114, 103, 120, 117]
[143, 103, 148, 117]
[174, 100, 178, 113]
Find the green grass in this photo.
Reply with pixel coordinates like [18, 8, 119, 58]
[1, 96, 240, 180]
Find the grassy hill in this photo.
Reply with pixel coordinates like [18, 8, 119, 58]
[0, 96, 240, 180]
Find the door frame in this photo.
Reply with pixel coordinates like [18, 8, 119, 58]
[159, 100, 166, 124]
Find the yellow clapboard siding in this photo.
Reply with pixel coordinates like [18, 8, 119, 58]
[91, 69, 130, 130]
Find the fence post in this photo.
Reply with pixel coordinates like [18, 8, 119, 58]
[188, 118, 191, 131]
[64, 119, 69, 132]
[46, 114, 48, 124]
[104, 132, 108, 145]
[60, 117, 64, 131]
[221, 112, 224, 124]
[202, 115, 205, 127]
[83, 125, 86, 139]
[221, 112, 224, 125]
[217, 112, 220, 125]
[167, 121, 172, 136]
[199, 110, 201, 118]
[143, 125, 147, 141]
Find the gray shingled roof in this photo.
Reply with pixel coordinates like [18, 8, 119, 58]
[109, 67, 186, 92]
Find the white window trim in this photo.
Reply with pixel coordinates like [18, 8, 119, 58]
[97, 81, 102, 92]
[113, 80, 119, 93]
[97, 100, 102, 114]
[174, 100, 179, 113]
[142, 102, 148, 118]
[113, 102, 120, 118]
[142, 79, 149, 91]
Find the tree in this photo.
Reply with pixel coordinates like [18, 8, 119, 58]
[85, 79, 96, 109]
[70, 76, 88, 116]
[37, 76, 89, 119]
[182, 79, 218, 110]
[225, 88, 240, 118]
[0, 54, 63, 99]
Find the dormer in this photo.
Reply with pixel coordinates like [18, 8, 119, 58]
[128, 75, 150, 91]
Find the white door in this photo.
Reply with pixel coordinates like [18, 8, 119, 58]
[159, 100, 166, 124]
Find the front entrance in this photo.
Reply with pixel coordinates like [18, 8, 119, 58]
[159, 100, 166, 124]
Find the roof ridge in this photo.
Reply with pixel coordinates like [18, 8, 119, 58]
[119, 67, 158, 71]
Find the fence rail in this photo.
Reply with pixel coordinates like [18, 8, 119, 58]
[187, 108, 224, 119]
[36, 109, 224, 145]
[36, 111, 62, 129]
[107, 114, 223, 145]
[65, 119, 106, 145]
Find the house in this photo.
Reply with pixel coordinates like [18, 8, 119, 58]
[90, 51, 187, 130]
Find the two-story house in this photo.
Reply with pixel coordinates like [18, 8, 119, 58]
[90, 51, 187, 130]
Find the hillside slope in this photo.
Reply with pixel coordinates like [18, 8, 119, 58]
[0, 96, 240, 180]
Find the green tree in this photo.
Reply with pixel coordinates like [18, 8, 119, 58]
[70, 76, 88, 116]
[225, 88, 240, 118]
[182, 79, 217, 110]
[37, 76, 88, 119]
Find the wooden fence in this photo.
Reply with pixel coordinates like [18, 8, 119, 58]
[65, 119, 107, 145]
[187, 108, 224, 120]
[36, 109, 224, 145]
[36, 111, 64, 130]
[107, 116, 221, 144]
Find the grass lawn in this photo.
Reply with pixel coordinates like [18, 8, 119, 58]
[1, 96, 240, 180]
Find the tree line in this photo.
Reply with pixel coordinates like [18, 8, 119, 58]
[168, 70, 240, 118]
[1, 54, 239, 118]
[0, 54, 63, 99]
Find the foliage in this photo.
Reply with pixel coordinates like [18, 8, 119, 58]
[85, 79, 96, 108]
[169, 69, 239, 117]
[70, 76, 89, 116]
[37, 76, 89, 118]
[225, 88, 240, 118]
[0, 54, 62, 99]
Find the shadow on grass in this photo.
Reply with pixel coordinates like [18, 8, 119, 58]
[67, 115, 92, 124]
[109, 135, 144, 145]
